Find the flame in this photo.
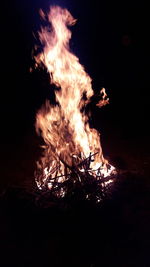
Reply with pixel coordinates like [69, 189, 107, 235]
[97, 88, 109, 108]
[35, 6, 115, 194]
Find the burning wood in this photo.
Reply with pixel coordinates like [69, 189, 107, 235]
[34, 6, 116, 201]
[35, 151, 115, 201]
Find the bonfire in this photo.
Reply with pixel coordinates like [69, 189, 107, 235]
[34, 6, 116, 202]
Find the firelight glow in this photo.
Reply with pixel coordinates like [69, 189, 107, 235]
[35, 6, 115, 197]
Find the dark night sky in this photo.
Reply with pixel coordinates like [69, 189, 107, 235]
[0, 0, 149, 142]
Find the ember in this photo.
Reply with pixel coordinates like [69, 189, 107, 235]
[34, 6, 116, 201]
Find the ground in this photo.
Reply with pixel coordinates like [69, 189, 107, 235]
[0, 124, 150, 267]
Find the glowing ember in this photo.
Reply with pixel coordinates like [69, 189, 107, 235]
[34, 6, 116, 200]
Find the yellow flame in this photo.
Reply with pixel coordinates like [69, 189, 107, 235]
[35, 6, 115, 189]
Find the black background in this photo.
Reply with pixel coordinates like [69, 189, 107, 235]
[1, 0, 149, 141]
[0, 1, 150, 266]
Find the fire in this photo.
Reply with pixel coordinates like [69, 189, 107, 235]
[35, 6, 115, 198]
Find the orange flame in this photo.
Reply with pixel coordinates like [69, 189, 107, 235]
[97, 88, 109, 108]
[35, 6, 115, 191]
